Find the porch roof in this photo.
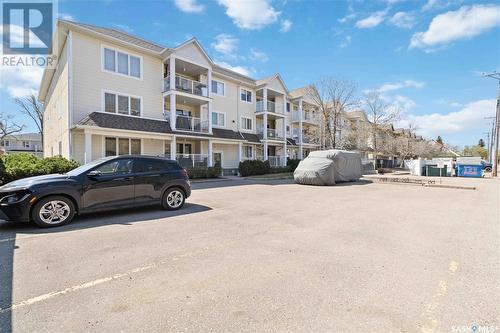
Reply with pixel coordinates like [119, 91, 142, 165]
[77, 112, 256, 142]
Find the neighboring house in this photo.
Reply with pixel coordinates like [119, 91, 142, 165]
[0, 133, 43, 157]
[38, 20, 320, 174]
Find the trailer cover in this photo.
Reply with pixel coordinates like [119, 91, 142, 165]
[294, 150, 362, 185]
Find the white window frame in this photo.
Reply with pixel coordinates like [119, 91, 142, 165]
[243, 145, 253, 158]
[101, 44, 143, 80]
[1, 140, 10, 147]
[102, 89, 143, 117]
[103, 137, 142, 157]
[240, 88, 252, 103]
[212, 111, 226, 128]
[22, 141, 30, 148]
[241, 116, 253, 132]
[211, 79, 225, 96]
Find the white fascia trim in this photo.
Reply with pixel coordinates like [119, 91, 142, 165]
[74, 125, 173, 140]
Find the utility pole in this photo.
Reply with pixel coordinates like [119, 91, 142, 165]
[485, 117, 495, 164]
[482, 72, 500, 177]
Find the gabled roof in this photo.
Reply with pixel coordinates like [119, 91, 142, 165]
[162, 38, 214, 66]
[344, 110, 368, 122]
[60, 20, 166, 52]
[289, 86, 311, 99]
[256, 73, 289, 93]
[3, 133, 42, 141]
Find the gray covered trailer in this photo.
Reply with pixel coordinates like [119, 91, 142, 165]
[293, 150, 362, 185]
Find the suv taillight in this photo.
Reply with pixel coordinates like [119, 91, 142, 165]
[181, 169, 188, 177]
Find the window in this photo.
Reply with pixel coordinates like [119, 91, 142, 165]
[22, 141, 30, 148]
[133, 159, 168, 173]
[286, 125, 290, 134]
[103, 47, 141, 79]
[118, 95, 129, 115]
[95, 159, 133, 175]
[105, 137, 141, 157]
[244, 146, 253, 158]
[0, 140, 10, 147]
[212, 112, 225, 127]
[130, 56, 141, 78]
[117, 52, 129, 75]
[104, 48, 115, 71]
[211, 80, 225, 95]
[105, 93, 116, 113]
[286, 102, 291, 112]
[103, 92, 141, 116]
[241, 89, 252, 102]
[241, 117, 253, 131]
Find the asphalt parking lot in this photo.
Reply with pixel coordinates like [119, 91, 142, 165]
[1, 176, 499, 332]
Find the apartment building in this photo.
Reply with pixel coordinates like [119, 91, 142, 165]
[0, 133, 43, 157]
[39, 20, 320, 174]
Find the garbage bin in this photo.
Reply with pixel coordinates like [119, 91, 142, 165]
[456, 164, 482, 178]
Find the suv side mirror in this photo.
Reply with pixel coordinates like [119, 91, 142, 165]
[87, 170, 102, 178]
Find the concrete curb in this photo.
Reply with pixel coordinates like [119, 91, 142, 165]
[423, 184, 477, 190]
[190, 177, 233, 184]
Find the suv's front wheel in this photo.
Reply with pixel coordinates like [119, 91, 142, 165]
[161, 187, 185, 210]
[32, 196, 76, 227]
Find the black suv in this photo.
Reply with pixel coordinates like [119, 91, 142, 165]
[0, 155, 191, 227]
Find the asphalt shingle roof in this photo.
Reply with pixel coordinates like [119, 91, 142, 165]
[61, 20, 166, 52]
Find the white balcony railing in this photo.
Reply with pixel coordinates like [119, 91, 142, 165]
[176, 154, 209, 168]
[164, 112, 209, 133]
[267, 156, 287, 167]
[292, 110, 318, 123]
[256, 100, 284, 114]
[257, 127, 285, 141]
[163, 75, 208, 97]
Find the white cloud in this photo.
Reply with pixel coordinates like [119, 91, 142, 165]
[280, 19, 292, 32]
[355, 10, 387, 28]
[0, 24, 45, 49]
[217, 0, 280, 30]
[389, 11, 415, 29]
[174, 0, 205, 13]
[0, 66, 44, 98]
[211, 34, 239, 59]
[397, 99, 496, 138]
[250, 49, 268, 62]
[410, 4, 500, 49]
[215, 61, 254, 77]
[377, 80, 425, 93]
[422, 0, 463, 12]
[58, 13, 75, 21]
[339, 35, 352, 48]
[338, 13, 357, 24]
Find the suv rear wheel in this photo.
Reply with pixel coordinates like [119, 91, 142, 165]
[161, 187, 185, 210]
[32, 196, 76, 228]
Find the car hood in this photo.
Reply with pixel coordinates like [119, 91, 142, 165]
[0, 174, 70, 191]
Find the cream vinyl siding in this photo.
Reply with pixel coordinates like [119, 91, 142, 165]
[71, 32, 163, 124]
[213, 143, 239, 168]
[142, 138, 164, 155]
[44, 39, 70, 158]
[175, 42, 211, 68]
[211, 75, 255, 133]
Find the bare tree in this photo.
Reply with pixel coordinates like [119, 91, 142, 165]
[0, 114, 24, 142]
[307, 78, 357, 149]
[363, 91, 400, 167]
[14, 94, 44, 146]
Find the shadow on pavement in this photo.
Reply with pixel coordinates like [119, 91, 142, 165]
[0, 202, 211, 332]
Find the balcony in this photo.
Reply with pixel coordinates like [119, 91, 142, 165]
[292, 111, 319, 124]
[267, 156, 287, 167]
[257, 127, 284, 141]
[176, 154, 208, 168]
[165, 112, 209, 133]
[163, 75, 208, 97]
[256, 100, 284, 114]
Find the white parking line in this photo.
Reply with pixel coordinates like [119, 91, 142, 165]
[0, 247, 210, 314]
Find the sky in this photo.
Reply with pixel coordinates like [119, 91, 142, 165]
[1, 0, 500, 147]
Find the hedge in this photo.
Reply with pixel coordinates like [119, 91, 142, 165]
[286, 158, 301, 172]
[238, 160, 270, 177]
[186, 166, 221, 179]
[0, 153, 80, 184]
